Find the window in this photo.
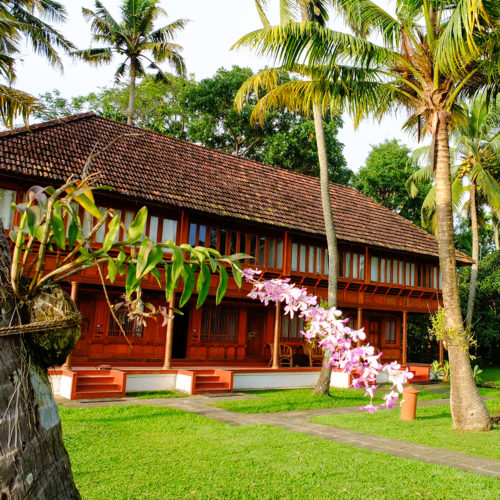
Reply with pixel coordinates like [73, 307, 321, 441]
[200, 307, 238, 342]
[385, 319, 397, 344]
[291, 243, 298, 271]
[0, 189, 16, 230]
[281, 315, 305, 341]
[108, 312, 144, 338]
[148, 215, 159, 242]
[370, 256, 379, 281]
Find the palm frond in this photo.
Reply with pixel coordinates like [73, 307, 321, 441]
[0, 84, 42, 128]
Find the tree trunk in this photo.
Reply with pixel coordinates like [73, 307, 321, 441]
[312, 101, 338, 396]
[434, 114, 491, 431]
[127, 60, 137, 126]
[0, 230, 81, 498]
[494, 219, 499, 251]
[465, 179, 479, 327]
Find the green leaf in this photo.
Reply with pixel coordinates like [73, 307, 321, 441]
[26, 206, 41, 237]
[136, 237, 153, 279]
[107, 257, 118, 283]
[179, 264, 195, 308]
[225, 252, 251, 262]
[51, 211, 66, 250]
[171, 246, 184, 286]
[125, 262, 139, 297]
[232, 263, 242, 288]
[196, 262, 211, 308]
[67, 219, 79, 248]
[151, 266, 162, 287]
[101, 215, 121, 253]
[208, 255, 218, 273]
[69, 190, 102, 219]
[141, 246, 165, 279]
[127, 206, 148, 243]
[164, 263, 174, 299]
[216, 264, 228, 305]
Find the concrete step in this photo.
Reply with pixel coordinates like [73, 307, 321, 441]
[73, 389, 124, 399]
[76, 383, 121, 392]
[77, 376, 115, 384]
[195, 375, 220, 383]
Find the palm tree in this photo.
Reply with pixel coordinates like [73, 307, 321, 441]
[247, 0, 339, 394]
[75, 0, 187, 125]
[233, 0, 499, 430]
[408, 94, 500, 327]
[0, 0, 74, 126]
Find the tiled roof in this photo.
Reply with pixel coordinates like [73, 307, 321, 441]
[0, 112, 470, 262]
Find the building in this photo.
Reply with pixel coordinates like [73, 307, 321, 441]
[0, 113, 469, 397]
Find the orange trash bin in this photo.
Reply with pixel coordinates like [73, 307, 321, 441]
[400, 385, 420, 420]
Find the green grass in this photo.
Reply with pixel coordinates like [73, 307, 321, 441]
[313, 388, 500, 461]
[481, 367, 500, 386]
[212, 388, 448, 413]
[126, 390, 185, 399]
[60, 405, 500, 499]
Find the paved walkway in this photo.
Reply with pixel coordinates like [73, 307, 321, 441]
[59, 394, 500, 480]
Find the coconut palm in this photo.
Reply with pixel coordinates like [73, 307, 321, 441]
[74, 0, 187, 125]
[247, 0, 338, 394]
[0, 0, 73, 126]
[408, 94, 500, 327]
[234, 0, 499, 430]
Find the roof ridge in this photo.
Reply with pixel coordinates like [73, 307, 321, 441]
[0, 112, 97, 138]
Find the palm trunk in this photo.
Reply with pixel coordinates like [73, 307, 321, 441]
[312, 101, 338, 396]
[494, 219, 499, 251]
[0, 230, 80, 498]
[465, 179, 479, 327]
[434, 115, 491, 431]
[127, 60, 137, 125]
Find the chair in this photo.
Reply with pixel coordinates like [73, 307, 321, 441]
[268, 343, 293, 367]
[303, 343, 324, 367]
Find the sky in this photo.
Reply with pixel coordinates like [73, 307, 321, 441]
[15, 0, 424, 172]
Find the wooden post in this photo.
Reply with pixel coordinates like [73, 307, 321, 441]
[272, 303, 280, 369]
[356, 308, 363, 346]
[163, 294, 176, 370]
[402, 310, 408, 366]
[62, 281, 79, 369]
[439, 340, 444, 364]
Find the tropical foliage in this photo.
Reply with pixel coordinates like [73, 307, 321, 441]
[74, 0, 187, 124]
[0, 0, 73, 126]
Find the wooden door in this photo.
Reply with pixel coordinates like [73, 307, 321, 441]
[246, 312, 266, 357]
[72, 296, 94, 357]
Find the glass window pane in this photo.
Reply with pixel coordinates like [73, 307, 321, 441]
[380, 258, 386, 283]
[399, 261, 404, 285]
[439, 269, 442, 289]
[433, 267, 437, 289]
[276, 240, 283, 269]
[268, 238, 276, 267]
[95, 207, 107, 243]
[405, 263, 410, 285]
[230, 231, 237, 254]
[423, 266, 427, 288]
[283, 315, 289, 339]
[411, 263, 415, 286]
[162, 219, 177, 243]
[370, 256, 379, 281]
[308, 246, 315, 273]
[189, 223, 197, 246]
[250, 235, 257, 262]
[239, 233, 247, 254]
[359, 254, 365, 280]
[198, 225, 206, 247]
[353, 253, 359, 279]
[149, 215, 159, 243]
[417, 265, 421, 286]
[209, 227, 217, 249]
[346, 252, 351, 278]
[385, 321, 390, 343]
[0, 189, 15, 229]
[392, 260, 398, 284]
[258, 237, 266, 266]
[316, 247, 322, 274]
[290, 316, 297, 338]
[299, 244, 306, 272]
[220, 229, 227, 254]
[339, 251, 344, 277]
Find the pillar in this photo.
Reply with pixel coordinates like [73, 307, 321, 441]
[272, 303, 280, 369]
[402, 310, 408, 366]
[356, 307, 363, 346]
[439, 340, 444, 364]
[62, 281, 79, 369]
[163, 294, 176, 369]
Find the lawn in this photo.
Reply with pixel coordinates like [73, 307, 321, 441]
[126, 390, 185, 399]
[60, 405, 500, 499]
[482, 367, 500, 386]
[313, 388, 500, 461]
[212, 387, 448, 413]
